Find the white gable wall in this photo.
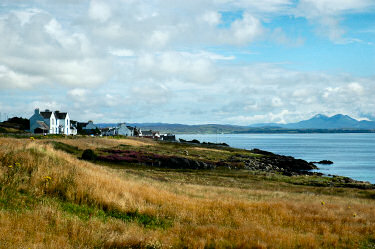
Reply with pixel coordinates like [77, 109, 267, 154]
[48, 113, 57, 134]
[58, 113, 70, 135]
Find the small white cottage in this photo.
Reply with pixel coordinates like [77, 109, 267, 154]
[54, 111, 71, 135]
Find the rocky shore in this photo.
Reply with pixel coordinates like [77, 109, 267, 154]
[94, 147, 318, 176]
[230, 148, 318, 176]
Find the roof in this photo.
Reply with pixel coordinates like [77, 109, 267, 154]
[54, 111, 67, 119]
[40, 111, 52, 119]
[36, 121, 49, 130]
[141, 130, 153, 136]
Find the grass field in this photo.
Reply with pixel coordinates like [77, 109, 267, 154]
[0, 136, 374, 248]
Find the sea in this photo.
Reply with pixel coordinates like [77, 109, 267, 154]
[176, 133, 375, 184]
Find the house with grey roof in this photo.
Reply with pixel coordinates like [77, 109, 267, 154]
[101, 123, 134, 136]
[117, 123, 133, 136]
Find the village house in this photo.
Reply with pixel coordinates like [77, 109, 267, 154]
[117, 123, 133, 136]
[70, 123, 78, 135]
[102, 123, 134, 136]
[80, 120, 99, 135]
[160, 133, 176, 141]
[29, 108, 71, 135]
[139, 129, 160, 139]
[128, 126, 142, 136]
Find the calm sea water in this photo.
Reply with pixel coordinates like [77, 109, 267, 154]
[176, 133, 375, 184]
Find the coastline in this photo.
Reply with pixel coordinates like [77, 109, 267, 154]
[176, 133, 375, 184]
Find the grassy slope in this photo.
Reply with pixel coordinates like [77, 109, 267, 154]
[0, 137, 375, 249]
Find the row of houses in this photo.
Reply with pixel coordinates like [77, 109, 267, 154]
[29, 108, 175, 141]
[100, 123, 175, 141]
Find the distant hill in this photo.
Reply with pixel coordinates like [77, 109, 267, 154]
[250, 114, 375, 130]
[0, 117, 29, 133]
[95, 114, 375, 134]
[96, 123, 249, 134]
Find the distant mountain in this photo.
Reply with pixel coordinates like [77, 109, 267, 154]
[279, 114, 375, 129]
[95, 114, 375, 134]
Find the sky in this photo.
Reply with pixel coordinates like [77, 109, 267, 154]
[0, 0, 374, 125]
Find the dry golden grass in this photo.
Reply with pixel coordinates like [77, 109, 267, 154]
[0, 137, 374, 248]
[192, 147, 231, 153]
[53, 136, 155, 150]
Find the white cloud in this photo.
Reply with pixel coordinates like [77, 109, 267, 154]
[12, 8, 43, 25]
[109, 49, 135, 57]
[68, 88, 89, 102]
[88, 0, 111, 23]
[296, 0, 375, 42]
[131, 84, 171, 106]
[225, 110, 291, 124]
[201, 11, 221, 26]
[347, 82, 364, 95]
[1, 0, 374, 124]
[136, 51, 217, 84]
[148, 30, 170, 48]
[0, 10, 111, 89]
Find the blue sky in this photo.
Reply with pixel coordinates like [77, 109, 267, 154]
[0, 0, 374, 124]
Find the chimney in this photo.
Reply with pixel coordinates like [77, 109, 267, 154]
[45, 109, 50, 112]
[34, 108, 40, 114]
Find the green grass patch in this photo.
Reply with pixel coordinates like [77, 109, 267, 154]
[107, 209, 172, 229]
[0, 187, 37, 211]
[60, 201, 107, 221]
[49, 141, 81, 155]
[360, 237, 375, 249]
[59, 201, 172, 229]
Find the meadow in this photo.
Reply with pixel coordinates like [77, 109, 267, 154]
[0, 136, 374, 248]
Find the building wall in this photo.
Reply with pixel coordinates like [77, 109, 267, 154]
[29, 111, 44, 133]
[42, 114, 55, 134]
[118, 124, 132, 136]
[49, 114, 57, 134]
[58, 114, 70, 135]
[70, 128, 77, 135]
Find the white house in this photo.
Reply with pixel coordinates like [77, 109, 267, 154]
[54, 111, 70, 135]
[29, 108, 71, 135]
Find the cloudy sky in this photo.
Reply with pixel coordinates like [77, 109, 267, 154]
[0, 0, 374, 124]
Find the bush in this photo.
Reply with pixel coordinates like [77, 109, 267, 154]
[82, 149, 97, 161]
